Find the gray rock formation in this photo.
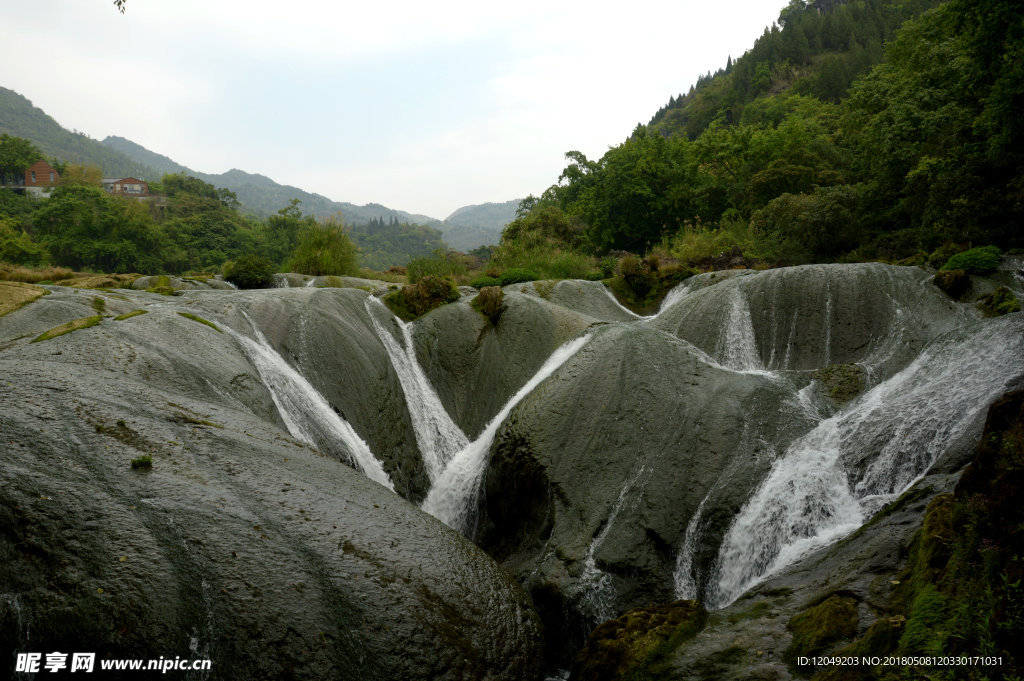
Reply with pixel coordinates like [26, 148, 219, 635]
[0, 285, 542, 681]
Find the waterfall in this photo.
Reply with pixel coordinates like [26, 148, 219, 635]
[710, 315, 1024, 608]
[719, 287, 763, 372]
[364, 296, 468, 481]
[576, 463, 648, 622]
[225, 314, 394, 490]
[673, 492, 712, 600]
[422, 332, 594, 534]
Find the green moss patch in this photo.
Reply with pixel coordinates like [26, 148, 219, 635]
[177, 312, 222, 333]
[571, 600, 706, 681]
[785, 594, 859, 667]
[976, 286, 1020, 317]
[813, 363, 867, 403]
[114, 309, 148, 321]
[30, 315, 102, 343]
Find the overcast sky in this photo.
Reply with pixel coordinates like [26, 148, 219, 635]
[3, 1, 784, 219]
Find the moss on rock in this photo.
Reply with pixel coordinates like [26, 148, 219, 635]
[570, 600, 706, 681]
[784, 594, 859, 667]
[976, 286, 1020, 317]
[30, 315, 103, 343]
[932, 269, 972, 300]
[813, 363, 867, 403]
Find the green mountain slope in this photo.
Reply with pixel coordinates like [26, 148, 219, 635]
[0, 87, 159, 179]
[648, 0, 942, 139]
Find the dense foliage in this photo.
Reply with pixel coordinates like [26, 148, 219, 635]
[506, 0, 1023, 268]
[0, 161, 370, 277]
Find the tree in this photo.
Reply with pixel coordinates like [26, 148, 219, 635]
[59, 163, 104, 187]
[285, 216, 359, 276]
[0, 134, 42, 185]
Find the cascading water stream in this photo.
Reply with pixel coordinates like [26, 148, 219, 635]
[225, 312, 394, 490]
[576, 462, 648, 622]
[422, 332, 594, 534]
[719, 286, 763, 372]
[710, 314, 1024, 608]
[364, 296, 468, 481]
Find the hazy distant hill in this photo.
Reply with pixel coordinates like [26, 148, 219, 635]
[101, 135, 443, 225]
[2, 85, 516, 253]
[441, 200, 519, 250]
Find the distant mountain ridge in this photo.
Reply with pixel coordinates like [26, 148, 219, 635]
[441, 199, 520, 251]
[0, 86, 507, 250]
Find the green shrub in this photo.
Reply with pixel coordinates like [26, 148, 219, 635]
[498, 268, 538, 285]
[470, 276, 502, 289]
[942, 246, 1001, 275]
[471, 286, 505, 325]
[224, 254, 276, 289]
[285, 221, 359, 276]
[383, 275, 460, 321]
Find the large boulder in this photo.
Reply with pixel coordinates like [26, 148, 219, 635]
[0, 286, 543, 681]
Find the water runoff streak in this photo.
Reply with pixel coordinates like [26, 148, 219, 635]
[226, 313, 394, 490]
[422, 332, 594, 534]
[709, 315, 1024, 608]
[364, 296, 468, 481]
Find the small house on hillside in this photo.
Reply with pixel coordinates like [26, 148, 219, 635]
[24, 160, 59, 198]
[102, 177, 149, 198]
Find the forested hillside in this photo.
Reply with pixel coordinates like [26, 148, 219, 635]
[504, 0, 1022, 271]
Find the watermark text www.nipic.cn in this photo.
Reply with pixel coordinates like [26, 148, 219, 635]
[15, 652, 213, 674]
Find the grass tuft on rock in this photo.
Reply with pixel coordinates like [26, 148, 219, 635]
[114, 309, 148, 321]
[471, 286, 505, 325]
[130, 454, 152, 470]
[177, 311, 222, 333]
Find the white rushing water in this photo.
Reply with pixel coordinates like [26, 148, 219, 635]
[422, 332, 594, 534]
[365, 296, 468, 481]
[226, 314, 394, 490]
[709, 315, 1024, 608]
[718, 286, 763, 372]
[576, 463, 648, 622]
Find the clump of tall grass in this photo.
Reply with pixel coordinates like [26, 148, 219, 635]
[0, 264, 73, 283]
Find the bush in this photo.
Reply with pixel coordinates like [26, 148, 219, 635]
[383, 275, 460, 321]
[498, 268, 538, 285]
[285, 221, 359, 276]
[470, 276, 502, 289]
[471, 286, 505, 325]
[224, 254, 276, 289]
[941, 246, 1001, 275]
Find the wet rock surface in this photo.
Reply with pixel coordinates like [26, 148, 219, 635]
[0, 285, 542, 681]
[2, 263, 1022, 680]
